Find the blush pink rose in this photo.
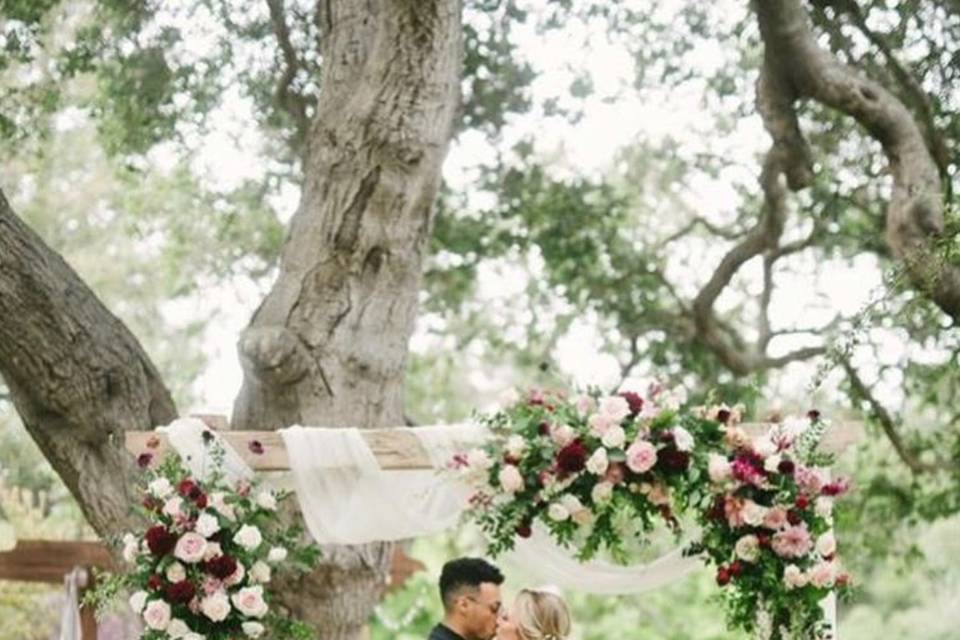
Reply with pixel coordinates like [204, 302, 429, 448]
[763, 506, 789, 530]
[808, 561, 836, 588]
[173, 532, 207, 564]
[498, 465, 524, 493]
[231, 586, 269, 618]
[625, 440, 657, 474]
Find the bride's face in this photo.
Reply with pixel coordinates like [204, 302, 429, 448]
[496, 603, 521, 640]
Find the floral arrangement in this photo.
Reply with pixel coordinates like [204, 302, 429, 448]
[459, 381, 852, 639]
[88, 436, 320, 640]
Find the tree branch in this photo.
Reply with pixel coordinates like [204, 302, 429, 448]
[841, 358, 942, 474]
[0, 189, 178, 538]
[752, 0, 960, 322]
[266, 0, 311, 149]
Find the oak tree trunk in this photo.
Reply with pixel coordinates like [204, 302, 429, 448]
[231, 1, 462, 637]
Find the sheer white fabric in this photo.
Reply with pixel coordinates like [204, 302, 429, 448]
[504, 525, 701, 596]
[58, 568, 83, 640]
[278, 424, 486, 544]
[158, 417, 253, 484]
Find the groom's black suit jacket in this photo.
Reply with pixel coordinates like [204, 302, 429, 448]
[428, 623, 467, 640]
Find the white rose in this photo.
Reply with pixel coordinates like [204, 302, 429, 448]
[203, 541, 223, 561]
[234, 524, 263, 551]
[242, 622, 266, 638]
[249, 560, 272, 584]
[255, 491, 277, 511]
[551, 424, 576, 446]
[783, 564, 808, 590]
[231, 585, 269, 618]
[498, 465, 524, 493]
[601, 425, 626, 450]
[165, 562, 187, 583]
[466, 448, 494, 470]
[200, 591, 231, 622]
[166, 618, 190, 639]
[148, 477, 174, 499]
[143, 599, 171, 630]
[672, 426, 695, 452]
[741, 500, 767, 527]
[267, 546, 288, 563]
[586, 448, 609, 475]
[764, 453, 783, 473]
[735, 534, 761, 562]
[591, 481, 613, 504]
[174, 532, 208, 564]
[548, 503, 570, 521]
[195, 512, 221, 538]
[505, 435, 527, 459]
[815, 497, 834, 518]
[816, 531, 837, 557]
[122, 533, 139, 563]
[598, 395, 631, 421]
[209, 492, 236, 521]
[707, 454, 731, 483]
[128, 590, 148, 614]
[560, 493, 584, 513]
[162, 496, 184, 519]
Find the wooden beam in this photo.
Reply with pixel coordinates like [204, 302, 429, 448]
[126, 421, 865, 471]
[0, 539, 116, 583]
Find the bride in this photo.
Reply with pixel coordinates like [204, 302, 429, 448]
[496, 588, 572, 640]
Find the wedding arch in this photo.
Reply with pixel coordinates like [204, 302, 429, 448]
[124, 388, 864, 640]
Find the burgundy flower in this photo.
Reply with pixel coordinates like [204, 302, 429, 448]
[707, 497, 726, 522]
[516, 522, 532, 538]
[777, 459, 796, 475]
[658, 431, 675, 445]
[147, 574, 163, 591]
[556, 439, 588, 475]
[248, 440, 265, 455]
[757, 532, 771, 548]
[205, 554, 238, 580]
[145, 526, 176, 557]
[821, 479, 850, 497]
[716, 409, 732, 424]
[177, 479, 197, 498]
[786, 509, 803, 526]
[194, 493, 208, 509]
[658, 447, 690, 474]
[619, 391, 644, 417]
[729, 560, 743, 577]
[716, 566, 731, 586]
[807, 409, 821, 422]
[137, 453, 153, 468]
[537, 422, 551, 436]
[795, 495, 809, 510]
[165, 579, 196, 604]
[142, 496, 161, 513]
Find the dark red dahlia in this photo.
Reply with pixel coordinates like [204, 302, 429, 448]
[777, 459, 796, 475]
[716, 409, 732, 424]
[619, 391, 644, 417]
[658, 448, 690, 474]
[194, 493, 208, 509]
[137, 453, 153, 468]
[821, 479, 849, 496]
[537, 422, 551, 436]
[757, 532, 771, 548]
[795, 495, 809, 510]
[787, 509, 802, 526]
[204, 554, 238, 580]
[177, 479, 197, 498]
[165, 579, 196, 604]
[729, 560, 743, 577]
[145, 526, 176, 557]
[556, 439, 588, 474]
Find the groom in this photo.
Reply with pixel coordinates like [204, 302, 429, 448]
[428, 557, 504, 640]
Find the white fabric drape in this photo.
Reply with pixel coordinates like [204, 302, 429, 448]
[278, 424, 487, 544]
[58, 567, 83, 640]
[504, 525, 700, 596]
[158, 417, 253, 484]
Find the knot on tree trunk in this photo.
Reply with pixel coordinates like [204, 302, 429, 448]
[239, 326, 312, 386]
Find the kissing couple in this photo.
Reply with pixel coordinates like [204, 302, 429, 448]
[427, 557, 570, 640]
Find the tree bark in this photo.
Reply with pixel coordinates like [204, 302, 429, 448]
[752, 0, 960, 322]
[232, 1, 462, 637]
[0, 190, 178, 537]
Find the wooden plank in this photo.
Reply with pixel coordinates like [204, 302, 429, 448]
[0, 539, 116, 584]
[126, 420, 865, 471]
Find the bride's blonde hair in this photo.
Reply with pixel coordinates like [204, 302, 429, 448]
[513, 588, 571, 640]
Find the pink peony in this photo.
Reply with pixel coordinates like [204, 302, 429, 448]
[794, 465, 825, 495]
[808, 561, 836, 588]
[772, 524, 813, 559]
[762, 506, 789, 530]
[587, 413, 616, 436]
[731, 456, 766, 487]
[625, 440, 658, 474]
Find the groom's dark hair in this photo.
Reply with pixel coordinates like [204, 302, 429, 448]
[439, 557, 504, 611]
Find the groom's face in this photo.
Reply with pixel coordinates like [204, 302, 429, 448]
[461, 582, 502, 640]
